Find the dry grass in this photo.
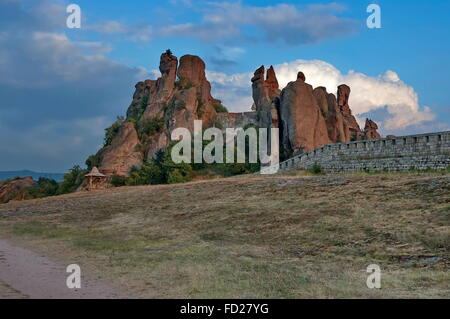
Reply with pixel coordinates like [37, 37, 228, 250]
[0, 172, 449, 298]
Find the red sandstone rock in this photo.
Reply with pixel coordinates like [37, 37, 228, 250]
[313, 87, 348, 143]
[364, 118, 381, 140]
[266, 66, 280, 100]
[0, 177, 36, 204]
[279, 76, 331, 154]
[177, 55, 207, 87]
[297, 72, 306, 82]
[157, 51, 178, 101]
[96, 51, 384, 171]
[337, 84, 363, 141]
[251, 65, 281, 131]
[99, 122, 144, 176]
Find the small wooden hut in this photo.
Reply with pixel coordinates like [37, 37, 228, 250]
[85, 167, 107, 191]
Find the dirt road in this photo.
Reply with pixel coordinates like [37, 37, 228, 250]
[0, 239, 127, 299]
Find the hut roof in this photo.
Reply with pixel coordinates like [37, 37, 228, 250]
[85, 167, 106, 177]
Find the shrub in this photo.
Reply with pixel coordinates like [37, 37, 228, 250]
[110, 175, 127, 187]
[196, 95, 205, 118]
[138, 117, 164, 138]
[167, 169, 190, 184]
[58, 165, 87, 194]
[126, 144, 193, 186]
[126, 163, 165, 186]
[27, 178, 59, 198]
[127, 96, 148, 122]
[104, 116, 124, 146]
[310, 163, 322, 174]
[175, 80, 194, 90]
[85, 153, 101, 171]
[213, 103, 228, 113]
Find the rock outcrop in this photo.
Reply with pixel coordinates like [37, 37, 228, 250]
[0, 177, 36, 204]
[251, 65, 281, 132]
[97, 51, 223, 175]
[95, 51, 382, 176]
[99, 122, 143, 176]
[364, 118, 381, 140]
[337, 84, 363, 141]
[313, 87, 347, 143]
[278, 73, 331, 155]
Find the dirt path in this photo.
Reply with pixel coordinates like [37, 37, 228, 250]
[0, 239, 128, 299]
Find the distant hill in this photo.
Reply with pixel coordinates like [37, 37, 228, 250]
[0, 170, 65, 182]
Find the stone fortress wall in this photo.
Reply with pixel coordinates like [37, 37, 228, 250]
[278, 131, 450, 173]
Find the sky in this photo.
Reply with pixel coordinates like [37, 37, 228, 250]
[0, 0, 449, 172]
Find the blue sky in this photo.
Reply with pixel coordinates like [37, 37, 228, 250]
[0, 0, 449, 172]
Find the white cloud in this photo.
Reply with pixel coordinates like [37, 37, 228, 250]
[169, 0, 192, 7]
[88, 20, 130, 35]
[87, 20, 153, 42]
[74, 41, 113, 54]
[207, 70, 253, 113]
[207, 59, 437, 133]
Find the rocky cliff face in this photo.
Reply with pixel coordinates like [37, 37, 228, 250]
[312, 87, 347, 144]
[278, 73, 331, 156]
[0, 177, 36, 204]
[99, 122, 144, 176]
[99, 51, 222, 176]
[96, 51, 381, 176]
[251, 65, 281, 130]
[259, 69, 380, 157]
[364, 118, 382, 140]
[337, 84, 364, 141]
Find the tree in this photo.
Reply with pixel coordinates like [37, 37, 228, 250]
[58, 165, 87, 194]
[28, 178, 59, 198]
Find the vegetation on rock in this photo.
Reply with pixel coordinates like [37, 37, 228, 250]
[213, 102, 228, 113]
[104, 116, 125, 146]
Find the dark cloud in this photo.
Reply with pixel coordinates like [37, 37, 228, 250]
[209, 57, 238, 69]
[159, 2, 358, 45]
[0, 0, 147, 172]
[208, 45, 245, 70]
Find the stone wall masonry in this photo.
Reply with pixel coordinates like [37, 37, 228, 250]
[278, 131, 450, 173]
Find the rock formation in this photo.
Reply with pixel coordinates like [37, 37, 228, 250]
[364, 118, 381, 140]
[95, 51, 382, 176]
[337, 84, 363, 141]
[251, 65, 281, 130]
[313, 87, 347, 143]
[0, 177, 36, 204]
[99, 122, 143, 176]
[278, 72, 331, 156]
[98, 51, 223, 176]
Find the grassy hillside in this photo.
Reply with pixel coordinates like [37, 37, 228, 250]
[0, 172, 448, 298]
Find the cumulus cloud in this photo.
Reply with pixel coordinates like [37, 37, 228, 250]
[159, 2, 357, 45]
[207, 70, 254, 113]
[207, 59, 438, 134]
